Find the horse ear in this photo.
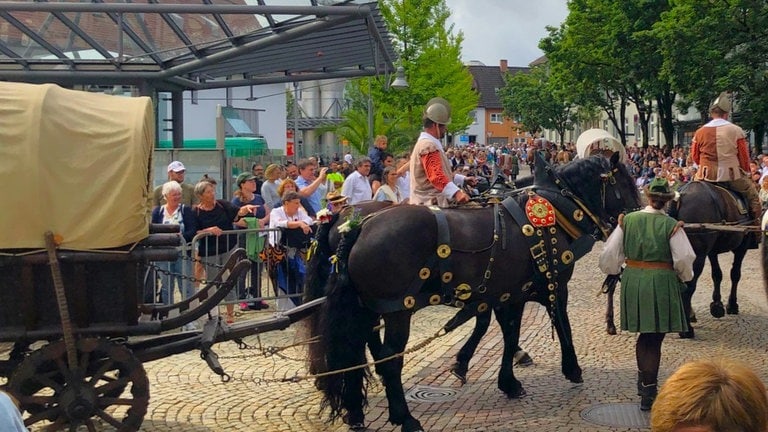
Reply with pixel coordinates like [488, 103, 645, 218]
[610, 151, 620, 166]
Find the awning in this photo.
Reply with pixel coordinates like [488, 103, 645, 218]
[0, 1, 397, 90]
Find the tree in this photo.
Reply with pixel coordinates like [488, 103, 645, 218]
[541, 0, 673, 149]
[337, 0, 478, 152]
[498, 65, 576, 146]
[655, 0, 768, 152]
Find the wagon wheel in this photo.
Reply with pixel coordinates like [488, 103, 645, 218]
[7, 338, 149, 431]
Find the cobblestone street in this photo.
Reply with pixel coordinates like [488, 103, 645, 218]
[6, 244, 768, 431]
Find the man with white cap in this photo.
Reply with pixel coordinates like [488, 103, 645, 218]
[409, 97, 474, 206]
[691, 91, 760, 245]
[152, 160, 198, 207]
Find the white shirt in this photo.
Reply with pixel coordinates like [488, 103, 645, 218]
[341, 170, 372, 204]
[598, 206, 696, 282]
[396, 172, 410, 201]
[268, 206, 314, 246]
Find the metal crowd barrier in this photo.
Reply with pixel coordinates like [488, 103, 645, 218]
[143, 225, 312, 313]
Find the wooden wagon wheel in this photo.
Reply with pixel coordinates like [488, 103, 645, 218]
[7, 338, 149, 431]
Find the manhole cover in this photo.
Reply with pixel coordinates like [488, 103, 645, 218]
[405, 385, 462, 403]
[581, 403, 650, 428]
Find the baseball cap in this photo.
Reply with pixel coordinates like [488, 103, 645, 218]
[236, 172, 256, 187]
[167, 161, 185, 172]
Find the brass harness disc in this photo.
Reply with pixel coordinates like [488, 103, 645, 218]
[419, 267, 431, 279]
[522, 224, 535, 236]
[455, 283, 472, 301]
[562, 250, 574, 265]
[437, 244, 451, 258]
[441, 272, 453, 283]
[404, 296, 416, 309]
[429, 294, 442, 305]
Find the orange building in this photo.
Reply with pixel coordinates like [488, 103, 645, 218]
[466, 59, 529, 147]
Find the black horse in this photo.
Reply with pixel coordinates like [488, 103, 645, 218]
[603, 180, 752, 338]
[305, 178, 535, 387]
[306, 153, 640, 432]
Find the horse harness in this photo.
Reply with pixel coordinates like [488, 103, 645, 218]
[359, 163, 621, 330]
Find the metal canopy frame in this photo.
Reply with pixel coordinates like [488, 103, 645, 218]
[0, 1, 397, 91]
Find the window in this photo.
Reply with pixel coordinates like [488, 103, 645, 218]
[649, 115, 655, 140]
[490, 113, 503, 124]
[469, 110, 478, 124]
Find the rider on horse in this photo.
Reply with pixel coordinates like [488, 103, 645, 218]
[409, 97, 477, 206]
[691, 91, 761, 244]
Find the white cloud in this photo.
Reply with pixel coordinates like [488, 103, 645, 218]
[445, 0, 569, 67]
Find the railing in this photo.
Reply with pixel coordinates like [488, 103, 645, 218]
[143, 226, 312, 313]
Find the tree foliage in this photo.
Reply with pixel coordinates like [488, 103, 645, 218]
[655, 0, 768, 150]
[535, 0, 768, 152]
[498, 66, 576, 146]
[539, 0, 673, 148]
[335, 0, 478, 153]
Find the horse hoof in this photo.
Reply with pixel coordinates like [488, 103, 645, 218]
[401, 418, 423, 432]
[344, 413, 365, 430]
[505, 386, 527, 399]
[710, 302, 725, 318]
[450, 362, 468, 385]
[679, 328, 695, 339]
[727, 303, 739, 315]
[566, 371, 584, 384]
[513, 351, 533, 367]
[606, 325, 617, 336]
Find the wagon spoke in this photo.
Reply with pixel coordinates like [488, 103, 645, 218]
[45, 416, 66, 431]
[25, 406, 60, 426]
[89, 359, 116, 385]
[54, 356, 75, 382]
[98, 396, 136, 406]
[95, 408, 125, 428]
[20, 395, 56, 406]
[84, 419, 98, 432]
[79, 349, 93, 372]
[34, 374, 65, 393]
[95, 375, 130, 396]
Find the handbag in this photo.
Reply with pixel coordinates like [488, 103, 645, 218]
[259, 243, 286, 279]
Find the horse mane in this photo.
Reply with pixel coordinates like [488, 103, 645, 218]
[550, 156, 611, 217]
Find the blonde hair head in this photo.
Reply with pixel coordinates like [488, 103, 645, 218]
[651, 358, 768, 432]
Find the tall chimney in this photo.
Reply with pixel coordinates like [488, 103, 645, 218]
[500, 59, 508, 73]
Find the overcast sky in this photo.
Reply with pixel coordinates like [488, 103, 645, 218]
[444, 0, 570, 68]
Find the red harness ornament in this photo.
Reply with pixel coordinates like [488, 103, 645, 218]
[525, 194, 556, 227]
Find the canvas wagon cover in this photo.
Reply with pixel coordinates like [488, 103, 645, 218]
[0, 82, 154, 249]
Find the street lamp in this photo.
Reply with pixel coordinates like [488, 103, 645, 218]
[390, 66, 409, 89]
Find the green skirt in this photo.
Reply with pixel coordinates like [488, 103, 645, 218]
[620, 267, 688, 333]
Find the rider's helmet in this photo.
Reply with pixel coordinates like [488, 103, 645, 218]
[424, 97, 452, 125]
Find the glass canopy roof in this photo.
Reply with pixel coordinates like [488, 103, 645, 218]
[0, 0, 396, 90]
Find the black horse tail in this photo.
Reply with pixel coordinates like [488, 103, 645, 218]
[307, 223, 373, 424]
[303, 215, 336, 375]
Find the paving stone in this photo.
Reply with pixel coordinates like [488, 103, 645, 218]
[5, 246, 768, 431]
